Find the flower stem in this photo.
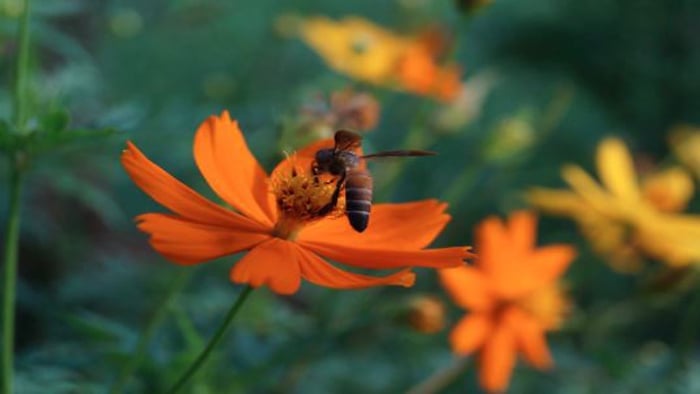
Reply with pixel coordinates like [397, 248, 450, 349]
[13, 0, 32, 131]
[1, 165, 24, 394]
[2, 1, 31, 391]
[166, 285, 254, 394]
[405, 357, 470, 394]
[109, 270, 190, 394]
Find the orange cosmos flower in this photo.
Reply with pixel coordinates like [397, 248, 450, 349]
[122, 111, 471, 295]
[439, 211, 575, 393]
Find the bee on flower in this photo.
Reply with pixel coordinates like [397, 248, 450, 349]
[121, 111, 472, 295]
[439, 211, 575, 393]
[527, 137, 700, 272]
[298, 16, 462, 102]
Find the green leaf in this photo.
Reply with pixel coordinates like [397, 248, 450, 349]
[29, 127, 117, 154]
[38, 110, 70, 134]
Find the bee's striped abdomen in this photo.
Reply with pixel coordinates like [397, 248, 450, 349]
[345, 169, 373, 232]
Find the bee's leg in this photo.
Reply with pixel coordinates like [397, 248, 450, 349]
[311, 162, 320, 184]
[318, 173, 346, 216]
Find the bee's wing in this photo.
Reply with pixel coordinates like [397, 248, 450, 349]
[333, 130, 363, 153]
[361, 150, 437, 159]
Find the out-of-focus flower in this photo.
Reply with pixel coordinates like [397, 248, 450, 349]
[406, 295, 446, 334]
[299, 16, 461, 102]
[122, 111, 472, 295]
[439, 211, 574, 393]
[668, 124, 700, 180]
[482, 110, 536, 164]
[433, 72, 495, 132]
[279, 88, 381, 152]
[300, 88, 380, 137]
[527, 137, 700, 271]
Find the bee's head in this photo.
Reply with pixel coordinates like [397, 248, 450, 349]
[314, 148, 335, 167]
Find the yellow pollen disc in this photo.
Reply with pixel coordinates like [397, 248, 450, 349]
[271, 165, 345, 239]
[518, 282, 570, 331]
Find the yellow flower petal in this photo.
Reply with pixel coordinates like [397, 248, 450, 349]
[596, 137, 641, 203]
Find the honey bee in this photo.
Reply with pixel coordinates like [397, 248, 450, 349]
[312, 130, 435, 232]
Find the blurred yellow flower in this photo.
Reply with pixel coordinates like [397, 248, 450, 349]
[299, 16, 461, 101]
[527, 137, 700, 271]
[668, 124, 700, 180]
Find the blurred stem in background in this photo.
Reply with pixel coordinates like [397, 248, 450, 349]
[109, 270, 191, 394]
[1, 167, 23, 394]
[167, 285, 254, 394]
[12, 0, 32, 131]
[405, 357, 471, 394]
[1, 0, 31, 393]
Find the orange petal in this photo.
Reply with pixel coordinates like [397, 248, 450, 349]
[479, 323, 517, 394]
[230, 238, 301, 295]
[475, 215, 515, 273]
[508, 211, 537, 253]
[121, 141, 265, 232]
[136, 213, 271, 265]
[506, 309, 553, 370]
[449, 314, 492, 356]
[529, 245, 576, 283]
[193, 111, 276, 227]
[298, 240, 471, 269]
[298, 200, 451, 250]
[492, 245, 575, 300]
[296, 246, 415, 289]
[438, 266, 494, 311]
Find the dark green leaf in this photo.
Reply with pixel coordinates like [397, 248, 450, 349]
[38, 110, 70, 134]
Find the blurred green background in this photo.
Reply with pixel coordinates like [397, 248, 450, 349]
[1, 0, 700, 392]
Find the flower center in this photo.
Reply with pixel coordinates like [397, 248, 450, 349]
[517, 282, 570, 331]
[271, 165, 345, 240]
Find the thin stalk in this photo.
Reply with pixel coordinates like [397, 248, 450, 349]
[405, 357, 471, 394]
[13, 0, 32, 131]
[1, 166, 23, 394]
[2, 1, 31, 391]
[166, 286, 254, 394]
[109, 270, 190, 394]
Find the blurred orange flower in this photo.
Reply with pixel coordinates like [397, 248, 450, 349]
[122, 111, 471, 295]
[299, 16, 461, 102]
[527, 137, 700, 271]
[439, 212, 575, 393]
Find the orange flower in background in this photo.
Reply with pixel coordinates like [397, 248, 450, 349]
[122, 111, 471, 295]
[439, 212, 575, 393]
[299, 16, 461, 102]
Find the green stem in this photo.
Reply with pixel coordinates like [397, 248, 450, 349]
[166, 286, 254, 394]
[109, 271, 190, 394]
[13, 0, 32, 131]
[405, 357, 471, 394]
[1, 165, 23, 394]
